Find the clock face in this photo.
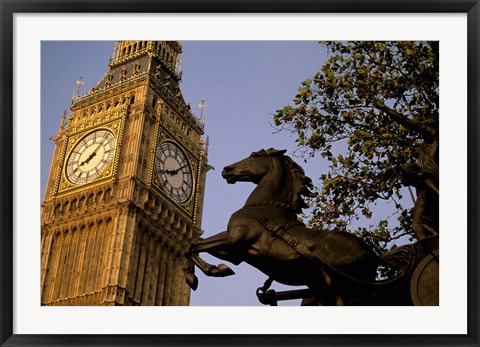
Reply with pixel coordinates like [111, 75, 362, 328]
[65, 129, 116, 185]
[155, 141, 193, 204]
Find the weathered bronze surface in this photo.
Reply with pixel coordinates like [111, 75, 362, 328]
[401, 134, 439, 241]
[185, 148, 438, 305]
[410, 249, 439, 305]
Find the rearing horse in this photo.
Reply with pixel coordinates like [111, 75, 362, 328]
[186, 148, 379, 305]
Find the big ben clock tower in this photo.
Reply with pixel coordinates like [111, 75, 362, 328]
[41, 41, 208, 306]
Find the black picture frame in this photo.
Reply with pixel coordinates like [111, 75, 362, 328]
[1, 1, 478, 346]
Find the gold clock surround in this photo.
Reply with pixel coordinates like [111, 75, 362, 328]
[57, 118, 124, 194]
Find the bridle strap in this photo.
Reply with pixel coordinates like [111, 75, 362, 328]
[244, 201, 296, 212]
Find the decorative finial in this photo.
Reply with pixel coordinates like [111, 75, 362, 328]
[176, 53, 183, 76]
[72, 75, 84, 100]
[112, 41, 119, 61]
[198, 99, 207, 126]
[59, 109, 67, 130]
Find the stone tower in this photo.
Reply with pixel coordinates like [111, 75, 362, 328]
[41, 41, 208, 306]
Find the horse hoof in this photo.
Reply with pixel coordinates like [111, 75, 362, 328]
[216, 263, 235, 277]
[186, 273, 198, 290]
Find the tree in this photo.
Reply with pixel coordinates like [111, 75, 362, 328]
[273, 41, 439, 255]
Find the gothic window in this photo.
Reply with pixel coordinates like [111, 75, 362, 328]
[96, 190, 104, 204]
[180, 221, 187, 235]
[54, 203, 62, 217]
[87, 193, 94, 207]
[79, 195, 86, 209]
[71, 198, 78, 211]
[62, 201, 70, 215]
[173, 216, 180, 228]
[105, 188, 112, 201]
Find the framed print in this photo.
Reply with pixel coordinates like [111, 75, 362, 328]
[1, 1, 479, 346]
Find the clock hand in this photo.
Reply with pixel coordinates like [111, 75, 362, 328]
[79, 155, 91, 167]
[158, 169, 177, 175]
[170, 164, 189, 175]
[78, 140, 104, 167]
[91, 142, 103, 156]
[78, 150, 97, 167]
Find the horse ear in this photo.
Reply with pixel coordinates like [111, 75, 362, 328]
[275, 149, 287, 156]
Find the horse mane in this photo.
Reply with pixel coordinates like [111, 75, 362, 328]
[251, 148, 316, 212]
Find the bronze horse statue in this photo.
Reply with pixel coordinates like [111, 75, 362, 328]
[185, 148, 387, 305]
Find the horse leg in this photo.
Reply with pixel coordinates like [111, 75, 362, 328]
[187, 231, 238, 278]
[191, 226, 246, 254]
[189, 252, 235, 276]
[185, 249, 231, 290]
[188, 227, 246, 278]
[183, 260, 199, 290]
[185, 252, 229, 290]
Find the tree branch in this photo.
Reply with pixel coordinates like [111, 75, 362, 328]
[389, 231, 413, 242]
[372, 100, 433, 138]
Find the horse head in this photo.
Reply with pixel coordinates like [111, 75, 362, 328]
[222, 148, 316, 213]
[221, 148, 286, 184]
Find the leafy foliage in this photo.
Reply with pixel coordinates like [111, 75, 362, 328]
[274, 41, 439, 254]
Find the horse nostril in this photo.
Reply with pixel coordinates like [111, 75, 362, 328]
[222, 165, 233, 173]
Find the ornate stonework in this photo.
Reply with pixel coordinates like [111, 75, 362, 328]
[41, 41, 208, 306]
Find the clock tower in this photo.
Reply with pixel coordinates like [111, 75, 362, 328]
[41, 41, 208, 306]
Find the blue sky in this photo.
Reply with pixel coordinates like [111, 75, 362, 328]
[41, 41, 409, 306]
